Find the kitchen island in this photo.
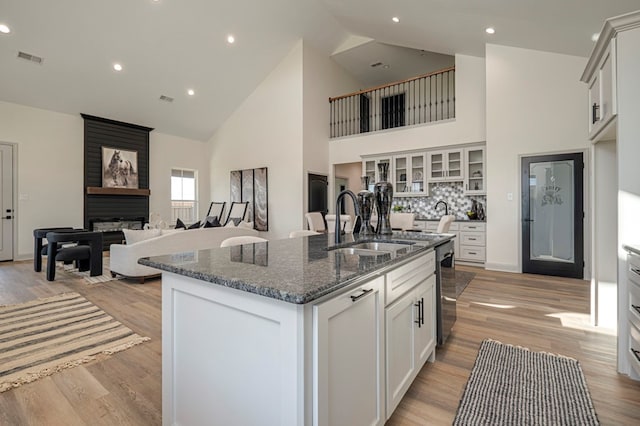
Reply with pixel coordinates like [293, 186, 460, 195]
[140, 231, 453, 426]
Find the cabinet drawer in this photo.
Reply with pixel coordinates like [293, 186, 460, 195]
[629, 276, 640, 331]
[629, 321, 640, 377]
[459, 222, 485, 232]
[628, 253, 640, 286]
[460, 232, 485, 246]
[424, 222, 438, 232]
[423, 222, 459, 232]
[459, 246, 485, 262]
[386, 253, 435, 306]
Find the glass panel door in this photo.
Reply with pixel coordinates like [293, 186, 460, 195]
[522, 153, 583, 278]
[410, 154, 425, 193]
[394, 156, 408, 194]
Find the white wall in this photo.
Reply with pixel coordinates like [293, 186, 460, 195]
[592, 139, 617, 329]
[149, 132, 210, 224]
[328, 54, 486, 166]
[0, 100, 208, 260]
[302, 43, 361, 215]
[209, 42, 304, 239]
[334, 162, 362, 217]
[485, 44, 588, 272]
[615, 26, 640, 376]
[208, 41, 360, 239]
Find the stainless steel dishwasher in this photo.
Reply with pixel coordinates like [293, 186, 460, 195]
[435, 239, 456, 345]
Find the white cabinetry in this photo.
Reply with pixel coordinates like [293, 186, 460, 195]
[393, 153, 427, 196]
[463, 146, 486, 195]
[314, 277, 385, 426]
[363, 156, 392, 190]
[458, 222, 486, 263]
[587, 38, 617, 140]
[428, 149, 463, 182]
[384, 252, 436, 418]
[626, 252, 640, 379]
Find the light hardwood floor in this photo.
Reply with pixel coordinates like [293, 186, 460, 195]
[1, 260, 638, 425]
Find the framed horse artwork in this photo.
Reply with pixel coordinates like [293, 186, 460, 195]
[102, 146, 139, 189]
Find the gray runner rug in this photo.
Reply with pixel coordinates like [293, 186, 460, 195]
[0, 292, 149, 392]
[454, 339, 599, 425]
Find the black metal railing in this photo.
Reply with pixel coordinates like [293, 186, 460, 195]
[329, 66, 455, 138]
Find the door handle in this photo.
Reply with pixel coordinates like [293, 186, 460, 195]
[3, 216, 11, 220]
[350, 288, 373, 302]
[523, 218, 534, 222]
[414, 300, 422, 328]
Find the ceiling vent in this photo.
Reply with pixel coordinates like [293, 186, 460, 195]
[370, 62, 383, 68]
[159, 95, 174, 103]
[17, 51, 44, 64]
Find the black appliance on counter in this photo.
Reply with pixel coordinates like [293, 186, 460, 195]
[435, 240, 456, 345]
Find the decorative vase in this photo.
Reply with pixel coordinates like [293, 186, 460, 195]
[374, 163, 393, 235]
[357, 176, 375, 236]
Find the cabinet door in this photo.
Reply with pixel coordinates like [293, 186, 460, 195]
[393, 155, 409, 194]
[464, 147, 485, 195]
[428, 151, 446, 181]
[414, 276, 436, 367]
[385, 289, 417, 417]
[409, 153, 427, 195]
[314, 277, 385, 426]
[446, 149, 463, 181]
[363, 160, 376, 190]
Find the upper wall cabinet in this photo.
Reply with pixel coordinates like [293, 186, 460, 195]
[463, 146, 485, 195]
[587, 38, 617, 140]
[393, 153, 427, 196]
[363, 156, 391, 191]
[427, 149, 463, 182]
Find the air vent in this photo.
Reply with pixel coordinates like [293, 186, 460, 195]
[370, 62, 383, 68]
[17, 51, 44, 64]
[159, 95, 174, 103]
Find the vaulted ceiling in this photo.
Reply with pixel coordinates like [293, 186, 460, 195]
[0, 0, 638, 140]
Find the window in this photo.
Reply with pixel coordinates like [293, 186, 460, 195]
[381, 93, 405, 129]
[171, 169, 198, 224]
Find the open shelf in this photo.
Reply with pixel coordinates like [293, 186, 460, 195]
[86, 187, 150, 196]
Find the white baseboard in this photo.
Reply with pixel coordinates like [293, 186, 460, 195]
[484, 262, 520, 273]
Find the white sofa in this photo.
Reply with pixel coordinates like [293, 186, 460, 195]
[110, 226, 259, 281]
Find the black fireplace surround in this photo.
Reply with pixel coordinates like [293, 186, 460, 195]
[82, 114, 153, 250]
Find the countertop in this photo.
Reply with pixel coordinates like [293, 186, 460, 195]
[414, 218, 486, 223]
[623, 244, 640, 256]
[139, 231, 453, 305]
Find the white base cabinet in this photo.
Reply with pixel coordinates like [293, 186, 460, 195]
[385, 275, 436, 416]
[314, 277, 385, 426]
[162, 251, 437, 426]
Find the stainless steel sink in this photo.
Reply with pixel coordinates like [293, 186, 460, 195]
[331, 247, 392, 257]
[350, 242, 413, 253]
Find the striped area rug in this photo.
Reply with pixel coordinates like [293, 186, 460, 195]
[454, 339, 599, 425]
[0, 292, 150, 392]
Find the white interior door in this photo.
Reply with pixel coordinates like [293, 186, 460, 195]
[0, 144, 14, 261]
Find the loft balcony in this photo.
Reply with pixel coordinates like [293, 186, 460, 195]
[329, 66, 455, 138]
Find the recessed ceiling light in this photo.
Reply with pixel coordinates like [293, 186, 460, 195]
[187, 89, 195, 96]
[113, 63, 123, 71]
[591, 33, 600, 42]
[392, 17, 400, 23]
[227, 35, 235, 44]
[0, 24, 10, 34]
[485, 27, 495, 35]
[383, 65, 390, 69]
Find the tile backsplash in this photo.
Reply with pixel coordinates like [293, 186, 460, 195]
[392, 182, 486, 220]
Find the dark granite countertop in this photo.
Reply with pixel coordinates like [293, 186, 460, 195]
[139, 231, 453, 305]
[415, 218, 486, 223]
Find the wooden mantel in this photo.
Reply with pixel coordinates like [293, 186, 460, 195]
[86, 187, 150, 196]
